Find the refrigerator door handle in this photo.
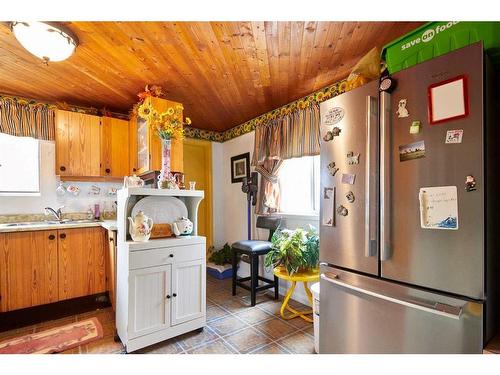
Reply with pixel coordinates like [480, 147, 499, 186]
[380, 91, 391, 261]
[364, 95, 378, 258]
[321, 272, 463, 320]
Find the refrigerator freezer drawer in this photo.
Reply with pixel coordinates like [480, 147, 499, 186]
[319, 266, 483, 353]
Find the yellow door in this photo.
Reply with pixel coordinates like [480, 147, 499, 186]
[183, 138, 213, 251]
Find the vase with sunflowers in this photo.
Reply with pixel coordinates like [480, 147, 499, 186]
[138, 101, 191, 188]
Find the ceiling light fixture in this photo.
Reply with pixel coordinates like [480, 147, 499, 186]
[11, 21, 78, 64]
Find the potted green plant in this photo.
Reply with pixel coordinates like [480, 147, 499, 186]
[207, 243, 237, 279]
[264, 225, 319, 275]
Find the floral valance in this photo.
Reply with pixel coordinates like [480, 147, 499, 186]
[0, 97, 56, 141]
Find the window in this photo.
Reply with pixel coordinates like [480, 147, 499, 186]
[278, 155, 320, 216]
[0, 133, 40, 195]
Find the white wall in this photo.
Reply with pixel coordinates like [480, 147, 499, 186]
[212, 131, 319, 306]
[0, 141, 121, 216]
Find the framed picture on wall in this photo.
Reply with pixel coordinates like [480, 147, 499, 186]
[230, 152, 250, 183]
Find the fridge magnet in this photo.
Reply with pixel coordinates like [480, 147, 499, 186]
[322, 187, 335, 226]
[409, 121, 421, 134]
[396, 99, 409, 118]
[465, 175, 477, 192]
[399, 140, 425, 162]
[428, 75, 469, 125]
[341, 173, 356, 185]
[445, 129, 464, 144]
[337, 205, 348, 217]
[323, 126, 342, 142]
[419, 186, 458, 230]
[346, 151, 360, 165]
[323, 107, 345, 126]
[327, 161, 339, 176]
[346, 191, 355, 203]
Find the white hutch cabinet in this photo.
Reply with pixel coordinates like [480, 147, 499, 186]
[116, 188, 206, 352]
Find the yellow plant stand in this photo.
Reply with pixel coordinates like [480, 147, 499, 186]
[273, 266, 319, 323]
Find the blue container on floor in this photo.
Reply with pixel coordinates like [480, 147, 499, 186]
[207, 265, 234, 280]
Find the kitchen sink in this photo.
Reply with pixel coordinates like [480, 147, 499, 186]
[0, 219, 103, 228]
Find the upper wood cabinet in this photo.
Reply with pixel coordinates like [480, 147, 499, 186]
[0, 230, 58, 312]
[129, 115, 139, 175]
[135, 97, 184, 175]
[101, 116, 130, 177]
[58, 227, 106, 301]
[55, 110, 101, 177]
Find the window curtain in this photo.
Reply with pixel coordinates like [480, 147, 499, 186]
[0, 97, 55, 141]
[252, 103, 321, 214]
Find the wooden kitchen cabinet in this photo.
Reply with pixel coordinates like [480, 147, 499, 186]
[58, 227, 106, 301]
[128, 115, 139, 175]
[106, 230, 117, 311]
[0, 230, 58, 312]
[55, 110, 101, 177]
[101, 116, 130, 178]
[135, 97, 184, 175]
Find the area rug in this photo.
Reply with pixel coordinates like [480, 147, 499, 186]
[0, 317, 103, 354]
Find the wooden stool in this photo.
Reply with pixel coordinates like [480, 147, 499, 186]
[273, 266, 319, 322]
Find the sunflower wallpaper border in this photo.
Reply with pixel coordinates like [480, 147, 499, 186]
[0, 78, 346, 143]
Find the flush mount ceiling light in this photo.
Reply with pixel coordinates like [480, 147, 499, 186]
[11, 21, 78, 64]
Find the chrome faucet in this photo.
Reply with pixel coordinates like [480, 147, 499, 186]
[44, 206, 64, 221]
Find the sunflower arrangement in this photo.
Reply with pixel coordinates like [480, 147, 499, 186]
[138, 101, 190, 140]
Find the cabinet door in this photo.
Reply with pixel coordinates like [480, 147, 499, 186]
[171, 259, 205, 325]
[55, 110, 101, 176]
[0, 231, 58, 312]
[58, 227, 106, 300]
[129, 265, 171, 338]
[128, 115, 138, 175]
[106, 230, 117, 311]
[101, 116, 130, 177]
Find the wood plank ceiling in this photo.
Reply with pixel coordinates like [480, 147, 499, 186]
[0, 22, 423, 132]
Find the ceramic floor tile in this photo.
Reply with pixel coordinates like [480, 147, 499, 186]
[302, 325, 314, 337]
[218, 298, 252, 314]
[187, 339, 236, 354]
[235, 307, 274, 325]
[278, 332, 315, 354]
[257, 300, 283, 316]
[83, 336, 124, 354]
[33, 316, 78, 332]
[250, 343, 291, 354]
[136, 339, 183, 354]
[254, 317, 298, 340]
[208, 315, 249, 336]
[223, 327, 272, 354]
[206, 305, 230, 322]
[283, 315, 314, 330]
[176, 327, 218, 350]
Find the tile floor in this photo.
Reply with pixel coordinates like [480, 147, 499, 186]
[0, 276, 315, 354]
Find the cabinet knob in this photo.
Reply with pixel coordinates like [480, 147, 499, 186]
[173, 293, 177, 297]
[60, 233, 66, 239]
[166, 295, 171, 299]
[48, 234, 55, 240]
[105, 168, 111, 174]
[60, 166, 66, 172]
[133, 168, 137, 172]
[169, 254, 174, 258]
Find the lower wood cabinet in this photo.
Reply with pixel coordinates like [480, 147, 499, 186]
[0, 227, 107, 312]
[58, 227, 106, 301]
[0, 230, 58, 312]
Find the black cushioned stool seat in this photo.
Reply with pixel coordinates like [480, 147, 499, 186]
[231, 216, 281, 306]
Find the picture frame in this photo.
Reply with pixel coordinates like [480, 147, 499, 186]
[428, 75, 469, 125]
[230, 152, 250, 183]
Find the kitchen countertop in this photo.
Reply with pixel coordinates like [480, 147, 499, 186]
[0, 220, 117, 233]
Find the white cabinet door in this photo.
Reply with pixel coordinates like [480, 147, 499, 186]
[129, 265, 171, 339]
[171, 259, 205, 325]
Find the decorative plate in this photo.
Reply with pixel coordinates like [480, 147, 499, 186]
[131, 196, 188, 225]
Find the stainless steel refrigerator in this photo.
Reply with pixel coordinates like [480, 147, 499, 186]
[318, 42, 500, 354]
